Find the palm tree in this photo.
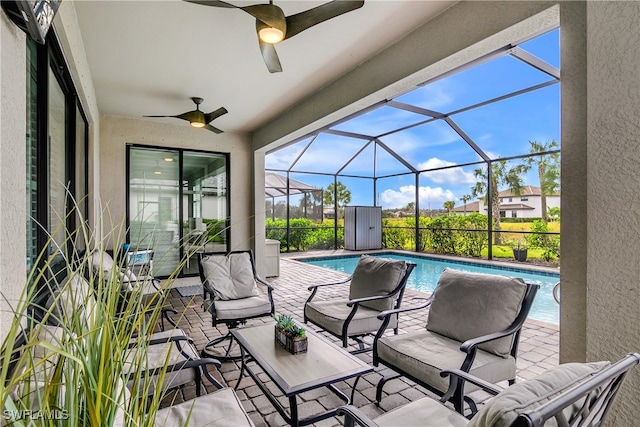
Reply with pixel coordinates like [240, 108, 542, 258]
[460, 194, 472, 214]
[443, 200, 455, 213]
[471, 160, 528, 245]
[526, 140, 560, 223]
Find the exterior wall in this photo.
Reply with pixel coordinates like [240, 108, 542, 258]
[98, 115, 255, 266]
[0, 12, 27, 337]
[505, 195, 561, 218]
[0, 1, 100, 341]
[583, 2, 640, 424]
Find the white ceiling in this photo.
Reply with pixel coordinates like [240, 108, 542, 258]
[73, 1, 455, 134]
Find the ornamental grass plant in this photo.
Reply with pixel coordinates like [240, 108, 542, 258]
[0, 204, 200, 426]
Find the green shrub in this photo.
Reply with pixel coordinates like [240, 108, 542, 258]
[404, 217, 432, 251]
[457, 213, 488, 257]
[382, 220, 410, 249]
[427, 215, 458, 254]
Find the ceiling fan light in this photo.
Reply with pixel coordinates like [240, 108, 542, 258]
[259, 27, 284, 44]
[190, 110, 206, 128]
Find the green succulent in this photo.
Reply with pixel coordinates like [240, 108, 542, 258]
[273, 313, 305, 337]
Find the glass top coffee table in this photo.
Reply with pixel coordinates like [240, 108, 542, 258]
[231, 322, 373, 427]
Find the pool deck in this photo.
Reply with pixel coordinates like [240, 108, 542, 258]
[165, 251, 559, 426]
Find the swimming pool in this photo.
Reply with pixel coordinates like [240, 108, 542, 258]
[298, 253, 560, 325]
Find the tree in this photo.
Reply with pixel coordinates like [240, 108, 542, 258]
[460, 194, 472, 214]
[526, 140, 560, 223]
[443, 200, 455, 212]
[547, 206, 561, 222]
[405, 201, 415, 212]
[471, 160, 528, 245]
[323, 181, 352, 218]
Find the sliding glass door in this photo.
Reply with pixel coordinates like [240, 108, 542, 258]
[128, 146, 229, 276]
[182, 151, 228, 274]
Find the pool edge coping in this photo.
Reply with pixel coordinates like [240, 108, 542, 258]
[287, 249, 560, 277]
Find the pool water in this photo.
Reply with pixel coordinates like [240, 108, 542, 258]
[298, 253, 560, 325]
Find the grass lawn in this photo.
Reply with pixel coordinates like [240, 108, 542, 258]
[482, 245, 547, 260]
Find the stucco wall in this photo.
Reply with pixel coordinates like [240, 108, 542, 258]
[584, 2, 640, 424]
[0, 12, 27, 338]
[98, 115, 255, 268]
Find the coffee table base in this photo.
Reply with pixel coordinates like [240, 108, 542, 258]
[236, 351, 362, 427]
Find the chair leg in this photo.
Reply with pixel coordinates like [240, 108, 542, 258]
[376, 373, 401, 403]
[201, 330, 242, 361]
[464, 396, 477, 418]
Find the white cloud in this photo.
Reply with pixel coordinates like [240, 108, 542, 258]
[379, 184, 456, 209]
[417, 158, 476, 185]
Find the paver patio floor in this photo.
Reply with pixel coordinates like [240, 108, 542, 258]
[163, 256, 559, 426]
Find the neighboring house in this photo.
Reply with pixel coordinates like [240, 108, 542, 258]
[453, 186, 560, 219]
[323, 207, 336, 219]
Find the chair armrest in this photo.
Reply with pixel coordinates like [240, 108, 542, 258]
[161, 307, 178, 330]
[306, 276, 352, 291]
[459, 319, 523, 354]
[147, 334, 193, 346]
[439, 368, 503, 404]
[130, 357, 223, 386]
[346, 293, 392, 307]
[336, 405, 381, 427]
[376, 296, 433, 320]
[256, 276, 274, 291]
[305, 276, 352, 307]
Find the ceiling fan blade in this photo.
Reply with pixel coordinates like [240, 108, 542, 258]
[242, 4, 286, 30]
[175, 111, 201, 122]
[204, 124, 224, 134]
[182, 0, 237, 9]
[284, 0, 364, 40]
[258, 37, 282, 73]
[205, 107, 228, 123]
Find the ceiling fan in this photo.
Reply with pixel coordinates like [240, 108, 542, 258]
[144, 97, 228, 133]
[183, 0, 365, 73]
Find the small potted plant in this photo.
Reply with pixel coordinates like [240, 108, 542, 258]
[273, 313, 307, 354]
[510, 239, 528, 262]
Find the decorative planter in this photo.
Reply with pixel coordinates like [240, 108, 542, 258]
[275, 326, 308, 354]
[513, 248, 528, 262]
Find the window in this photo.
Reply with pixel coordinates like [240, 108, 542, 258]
[127, 146, 229, 277]
[512, 211, 517, 218]
[26, 36, 88, 274]
[521, 196, 528, 201]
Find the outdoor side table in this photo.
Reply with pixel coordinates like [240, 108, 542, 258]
[231, 323, 373, 427]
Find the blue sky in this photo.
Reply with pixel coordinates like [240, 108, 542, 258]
[266, 29, 560, 210]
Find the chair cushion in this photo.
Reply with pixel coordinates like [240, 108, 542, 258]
[92, 251, 140, 291]
[376, 329, 516, 394]
[211, 296, 272, 321]
[46, 274, 96, 325]
[349, 255, 407, 311]
[154, 387, 255, 427]
[12, 325, 68, 404]
[468, 361, 610, 427]
[201, 253, 259, 300]
[427, 268, 526, 357]
[125, 335, 200, 395]
[374, 396, 469, 427]
[305, 299, 398, 338]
